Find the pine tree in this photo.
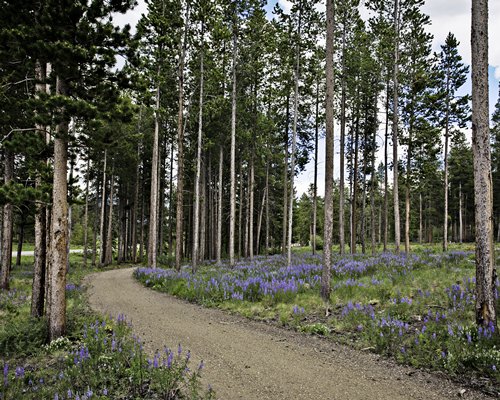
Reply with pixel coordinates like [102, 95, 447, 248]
[471, 0, 496, 328]
[433, 32, 470, 251]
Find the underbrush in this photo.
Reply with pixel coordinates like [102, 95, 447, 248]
[1, 256, 214, 399]
[135, 246, 500, 394]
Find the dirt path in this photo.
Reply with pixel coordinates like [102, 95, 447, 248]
[86, 268, 491, 400]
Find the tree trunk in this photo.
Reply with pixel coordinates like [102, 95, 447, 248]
[0, 149, 14, 290]
[419, 193, 423, 244]
[383, 78, 390, 252]
[443, 72, 451, 252]
[229, 11, 237, 268]
[256, 187, 266, 256]
[313, 80, 319, 255]
[32, 60, 47, 317]
[192, 27, 204, 271]
[104, 173, 115, 266]
[339, 31, 347, 256]
[148, 79, 161, 269]
[16, 217, 25, 267]
[49, 75, 69, 341]
[405, 119, 413, 254]
[287, 5, 302, 267]
[471, 0, 496, 328]
[322, 0, 335, 304]
[175, 4, 190, 271]
[99, 149, 107, 266]
[351, 103, 360, 255]
[83, 158, 90, 267]
[249, 158, 255, 260]
[458, 182, 463, 243]
[200, 163, 207, 262]
[216, 146, 223, 265]
[265, 164, 270, 255]
[393, 0, 401, 254]
[282, 95, 290, 255]
[238, 166, 243, 258]
[92, 179, 99, 267]
[371, 128, 377, 255]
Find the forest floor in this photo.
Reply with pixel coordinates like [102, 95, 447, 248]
[86, 267, 492, 400]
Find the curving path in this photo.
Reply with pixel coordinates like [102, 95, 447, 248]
[86, 268, 491, 400]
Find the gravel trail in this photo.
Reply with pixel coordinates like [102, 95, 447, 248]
[86, 268, 491, 400]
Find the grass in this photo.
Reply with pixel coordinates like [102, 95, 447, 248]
[0, 253, 214, 399]
[134, 244, 500, 395]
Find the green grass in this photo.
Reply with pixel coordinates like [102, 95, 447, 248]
[134, 245, 500, 395]
[1, 255, 214, 399]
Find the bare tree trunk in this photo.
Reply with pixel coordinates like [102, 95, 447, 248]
[99, 149, 107, 266]
[351, 106, 360, 255]
[419, 193, 423, 244]
[471, 0, 496, 328]
[282, 95, 290, 255]
[168, 141, 174, 257]
[459, 182, 463, 243]
[287, 5, 302, 267]
[0, 149, 14, 290]
[244, 173, 249, 258]
[200, 164, 207, 262]
[132, 144, 140, 263]
[393, 0, 401, 254]
[238, 166, 243, 258]
[265, 164, 270, 255]
[148, 78, 161, 269]
[256, 187, 266, 256]
[322, 0, 334, 304]
[216, 147, 223, 265]
[104, 173, 115, 266]
[192, 26, 204, 271]
[383, 79, 390, 252]
[92, 179, 99, 267]
[139, 182, 145, 262]
[312, 80, 319, 255]
[16, 217, 25, 267]
[443, 73, 451, 252]
[371, 130, 376, 255]
[229, 11, 237, 268]
[49, 75, 69, 341]
[405, 120, 413, 254]
[175, 4, 190, 271]
[83, 158, 90, 267]
[339, 32, 347, 256]
[249, 159, 255, 260]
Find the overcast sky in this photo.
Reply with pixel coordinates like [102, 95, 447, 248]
[113, 0, 500, 197]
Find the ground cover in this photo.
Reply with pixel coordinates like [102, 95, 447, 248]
[134, 244, 500, 395]
[0, 254, 213, 399]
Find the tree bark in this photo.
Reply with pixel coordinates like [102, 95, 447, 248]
[0, 149, 14, 290]
[313, 80, 319, 255]
[383, 78, 390, 252]
[192, 26, 204, 271]
[99, 150, 107, 266]
[393, 0, 401, 254]
[471, 0, 496, 328]
[287, 4, 302, 267]
[322, 0, 335, 304]
[83, 158, 90, 267]
[216, 146, 223, 265]
[148, 78, 161, 269]
[104, 172, 115, 266]
[229, 10, 237, 268]
[459, 182, 463, 244]
[175, 4, 190, 271]
[49, 75, 69, 341]
[339, 29, 347, 256]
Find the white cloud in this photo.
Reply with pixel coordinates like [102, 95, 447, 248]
[422, 0, 500, 80]
[278, 0, 293, 14]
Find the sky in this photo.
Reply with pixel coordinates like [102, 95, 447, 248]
[113, 0, 500, 197]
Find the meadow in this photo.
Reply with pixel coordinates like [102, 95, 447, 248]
[0, 254, 213, 400]
[135, 244, 500, 395]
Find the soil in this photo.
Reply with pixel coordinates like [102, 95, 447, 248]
[85, 268, 495, 400]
